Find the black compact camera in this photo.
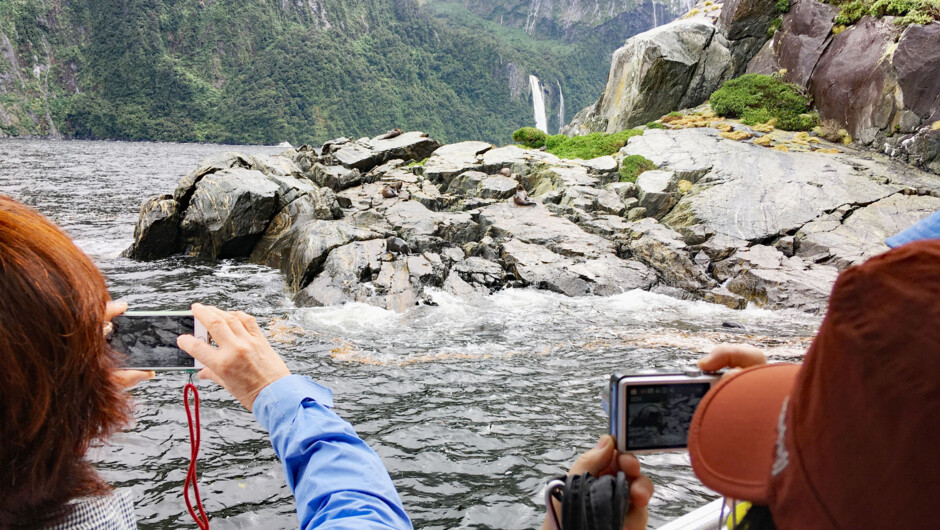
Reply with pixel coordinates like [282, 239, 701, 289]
[604, 371, 720, 453]
[108, 311, 206, 371]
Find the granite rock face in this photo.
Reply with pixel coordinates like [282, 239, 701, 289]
[125, 128, 940, 313]
[746, 0, 940, 174]
[563, 0, 773, 136]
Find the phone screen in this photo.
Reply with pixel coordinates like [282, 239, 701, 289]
[625, 382, 712, 451]
[109, 314, 196, 370]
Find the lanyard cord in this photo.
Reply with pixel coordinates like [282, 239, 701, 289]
[184, 378, 210, 530]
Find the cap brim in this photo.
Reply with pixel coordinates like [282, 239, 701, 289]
[689, 364, 800, 504]
[885, 210, 940, 248]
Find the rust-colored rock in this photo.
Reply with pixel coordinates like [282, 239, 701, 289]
[894, 24, 940, 123]
[809, 17, 902, 144]
[776, 0, 839, 87]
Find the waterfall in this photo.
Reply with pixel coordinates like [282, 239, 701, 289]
[556, 80, 565, 133]
[529, 75, 548, 133]
[652, 1, 658, 28]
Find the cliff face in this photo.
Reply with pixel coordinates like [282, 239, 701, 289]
[0, 0, 675, 145]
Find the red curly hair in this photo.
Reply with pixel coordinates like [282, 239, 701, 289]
[0, 195, 132, 526]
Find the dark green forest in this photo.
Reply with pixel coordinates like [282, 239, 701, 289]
[0, 0, 664, 145]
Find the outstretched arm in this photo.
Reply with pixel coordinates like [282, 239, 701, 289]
[179, 304, 412, 530]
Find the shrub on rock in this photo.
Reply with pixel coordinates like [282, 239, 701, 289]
[619, 155, 657, 183]
[710, 74, 818, 131]
[548, 129, 643, 159]
[512, 127, 547, 148]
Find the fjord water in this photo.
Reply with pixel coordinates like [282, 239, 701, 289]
[0, 139, 820, 529]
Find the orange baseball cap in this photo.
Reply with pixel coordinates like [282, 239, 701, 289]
[689, 239, 940, 528]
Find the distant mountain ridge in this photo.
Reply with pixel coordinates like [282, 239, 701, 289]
[0, 0, 679, 145]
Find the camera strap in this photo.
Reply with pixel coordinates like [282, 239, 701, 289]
[545, 472, 630, 530]
[184, 375, 210, 530]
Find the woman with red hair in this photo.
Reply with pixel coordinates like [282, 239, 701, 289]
[0, 195, 412, 529]
[0, 195, 153, 527]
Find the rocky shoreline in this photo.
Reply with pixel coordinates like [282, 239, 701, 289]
[124, 127, 940, 313]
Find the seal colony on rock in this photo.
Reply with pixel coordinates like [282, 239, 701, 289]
[123, 123, 940, 313]
[381, 181, 403, 199]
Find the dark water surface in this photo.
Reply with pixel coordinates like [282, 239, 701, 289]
[0, 139, 821, 529]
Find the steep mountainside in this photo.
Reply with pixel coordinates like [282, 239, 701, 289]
[0, 0, 678, 145]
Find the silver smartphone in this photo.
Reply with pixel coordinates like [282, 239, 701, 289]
[109, 311, 206, 371]
[606, 371, 720, 453]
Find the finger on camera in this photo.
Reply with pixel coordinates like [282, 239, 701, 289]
[207, 304, 253, 339]
[191, 303, 240, 345]
[104, 300, 128, 321]
[615, 453, 642, 479]
[622, 505, 649, 530]
[177, 333, 221, 369]
[232, 310, 264, 338]
[628, 473, 654, 508]
[698, 344, 766, 371]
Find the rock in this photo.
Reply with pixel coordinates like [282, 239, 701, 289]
[477, 202, 615, 258]
[445, 170, 487, 196]
[624, 129, 900, 241]
[795, 193, 940, 268]
[423, 141, 492, 186]
[478, 175, 519, 199]
[383, 200, 479, 251]
[454, 257, 505, 287]
[179, 168, 281, 258]
[635, 170, 679, 219]
[122, 195, 180, 260]
[809, 17, 902, 145]
[293, 239, 387, 307]
[500, 239, 655, 296]
[606, 182, 639, 200]
[705, 286, 749, 309]
[624, 218, 715, 292]
[713, 245, 839, 310]
[326, 131, 441, 173]
[172, 152, 254, 205]
[895, 24, 940, 124]
[480, 145, 561, 173]
[626, 207, 648, 220]
[250, 196, 380, 291]
[775, 0, 839, 87]
[718, 0, 778, 40]
[310, 163, 363, 192]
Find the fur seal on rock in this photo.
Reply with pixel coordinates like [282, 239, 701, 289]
[381, 181, 403, 199]
[386, 236, 410, 255]
[375, 128, 403, 140]
[513, 184, 536, 206]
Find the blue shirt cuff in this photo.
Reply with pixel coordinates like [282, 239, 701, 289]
[253, 374, 334, 432]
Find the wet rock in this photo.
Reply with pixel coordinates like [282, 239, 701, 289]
[895, 24, 940, 123]
[500, 239, 655, 296]
[454, 257, 505, 287]
[122, 195, 181, 260]
[624, 218, 714, 292]
[250, 196, 381, 291]
[327, 131, 441, 172]
[293, 239, 387, 307]
[180, 168, 280, 259]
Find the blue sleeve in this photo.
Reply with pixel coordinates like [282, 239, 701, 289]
[253, 375, 413, 530]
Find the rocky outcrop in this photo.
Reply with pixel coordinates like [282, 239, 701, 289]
[125, 128, 940, 313]
[747, 0, 940, 174]
[564, 0, 771, 135]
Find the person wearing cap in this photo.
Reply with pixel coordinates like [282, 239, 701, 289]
[688, 237, 940, 528]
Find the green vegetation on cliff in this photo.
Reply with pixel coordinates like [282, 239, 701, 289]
[827, 0, 939, 25]
[619, 155, 657, 183]
[0, 0, 655, 145]
[710, 74, 818, 131]
[512, 127, 643, 159]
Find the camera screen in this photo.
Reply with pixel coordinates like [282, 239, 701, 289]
[625, 383, 711, 451]
[109, 315, 196, 369]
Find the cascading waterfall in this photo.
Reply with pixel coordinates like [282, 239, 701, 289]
[529, 74, 548, 133]
[652, 1, 658, 28]
[556, 80, 565, 134]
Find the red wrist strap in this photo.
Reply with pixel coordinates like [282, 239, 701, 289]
[184, 381, 210, 530]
